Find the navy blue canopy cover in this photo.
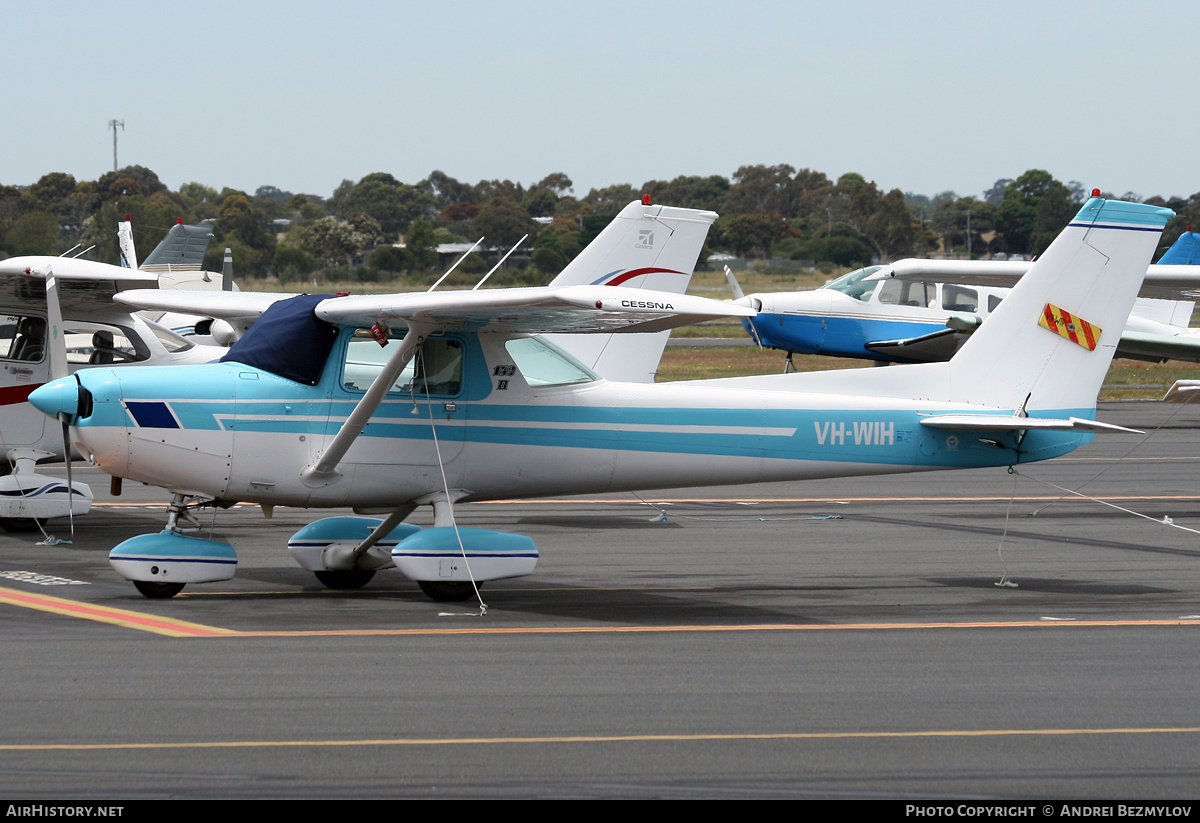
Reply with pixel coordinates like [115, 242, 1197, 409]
[219, 294, 340, 385]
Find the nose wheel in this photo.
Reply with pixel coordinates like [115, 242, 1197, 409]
[418, 581, 480, 602]
[133, 580, 185, 599]
[314, 570, 376, 590]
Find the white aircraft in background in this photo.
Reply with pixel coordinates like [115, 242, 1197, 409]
[728, 227, 1200, 366]
[0, 200, 715, 532]
[0, 220, 230, 531]
[30, 195, 1172, 602]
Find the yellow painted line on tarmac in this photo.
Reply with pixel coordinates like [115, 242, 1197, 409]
[230, 617, 1200, 638]
[473, 495, 1200, 504]
[5, 725, 1200, 752]
[0, 586, 235, 637]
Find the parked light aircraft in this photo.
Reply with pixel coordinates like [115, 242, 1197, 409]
[0, 221, 228, 530]
[729, 229, 1200, 366]
[0, 200, 714, 533]
[28, 195, 1173, 602]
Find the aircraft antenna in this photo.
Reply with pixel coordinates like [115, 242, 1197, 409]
[59, 244, 83, 258]
[108, 119, 124, 172]
[428, 237, 484, 292]
[473, 234, 528, 290]
[70, 245, 96, 259]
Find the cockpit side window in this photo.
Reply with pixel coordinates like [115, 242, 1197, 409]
[504, 336, 597, 387]
[0, 314, 46, 362]
[63, 324, 149, 365]
[942, 285, 978, 313]
[342, 336, 464, 397]
[878, 280, 936, 308]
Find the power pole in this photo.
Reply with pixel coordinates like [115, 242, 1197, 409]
[108, 119, 124, 172]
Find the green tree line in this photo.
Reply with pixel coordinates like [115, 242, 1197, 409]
[2, 165, 1196, 283]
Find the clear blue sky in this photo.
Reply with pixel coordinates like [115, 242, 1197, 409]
[3, 0, 1195, 202]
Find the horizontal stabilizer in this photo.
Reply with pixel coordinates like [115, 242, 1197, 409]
[919, 414, 1142, 434]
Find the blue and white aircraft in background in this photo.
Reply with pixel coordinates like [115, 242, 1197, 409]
[29, 195, 1174, 603]
[728, 228, 1200, 366]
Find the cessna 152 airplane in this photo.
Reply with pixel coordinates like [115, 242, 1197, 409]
[0, 200, 715, 534]
[728, 230, 1200, 365]
[29, 195, 1172, 602]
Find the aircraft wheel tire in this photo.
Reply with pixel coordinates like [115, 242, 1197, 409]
[314, 570, 376, 590]
[0, 518, 46, 533]
[418, 580, 479, 602]
[133, 580, 185, 599]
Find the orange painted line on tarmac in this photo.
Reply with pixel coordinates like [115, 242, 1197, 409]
[0, 586, 235, 637]
[5, 725, 1200, 752]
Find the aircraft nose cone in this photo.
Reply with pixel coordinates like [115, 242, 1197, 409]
[29, 376, 80, 421]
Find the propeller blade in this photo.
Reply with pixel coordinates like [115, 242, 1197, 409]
[59, 414, 74, 541]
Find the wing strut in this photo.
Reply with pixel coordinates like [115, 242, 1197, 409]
[300, 321, 434, 488]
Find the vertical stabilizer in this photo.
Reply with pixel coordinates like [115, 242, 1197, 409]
[545, 200, 717, 382]
[949, 196, 1173, 412]
[1158, 230, 1200, 265]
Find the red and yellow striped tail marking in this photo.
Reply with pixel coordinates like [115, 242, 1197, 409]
[1038, 303, 1100, 351]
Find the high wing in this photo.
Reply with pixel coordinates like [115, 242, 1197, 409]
[872, 258, 1200, 301]
[115, 289, 293, 338]
[116, 283, 746, 340]
[313, 285, 752, 334]
[0, 256, 157, 317]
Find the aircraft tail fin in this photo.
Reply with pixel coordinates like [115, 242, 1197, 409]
[117, 217, 137, 269]
[1158, 230, 1200, 265]
[948, 196, 1173, 413]
[141, 220, 215, 270]
[545, 200, 717, 382]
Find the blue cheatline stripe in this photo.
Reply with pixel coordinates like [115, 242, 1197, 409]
[1067, 222, 1164, 232]
[117, 556, 237, 566]
[288, 541, 401, 548]
[88, 399, 1096, 469]
[394, 552, 539, 558]
[0, 484, 85, 498]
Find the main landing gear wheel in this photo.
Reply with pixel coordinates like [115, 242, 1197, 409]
[314, 570, 376, 590]
[133, 580, 185, 599]
[0, 518, 47, 533]
[418, 581, 479, 602]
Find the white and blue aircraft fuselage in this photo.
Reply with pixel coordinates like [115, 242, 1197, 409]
[732, 229, 1200, 365]
[30, 196, 1173, 602]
